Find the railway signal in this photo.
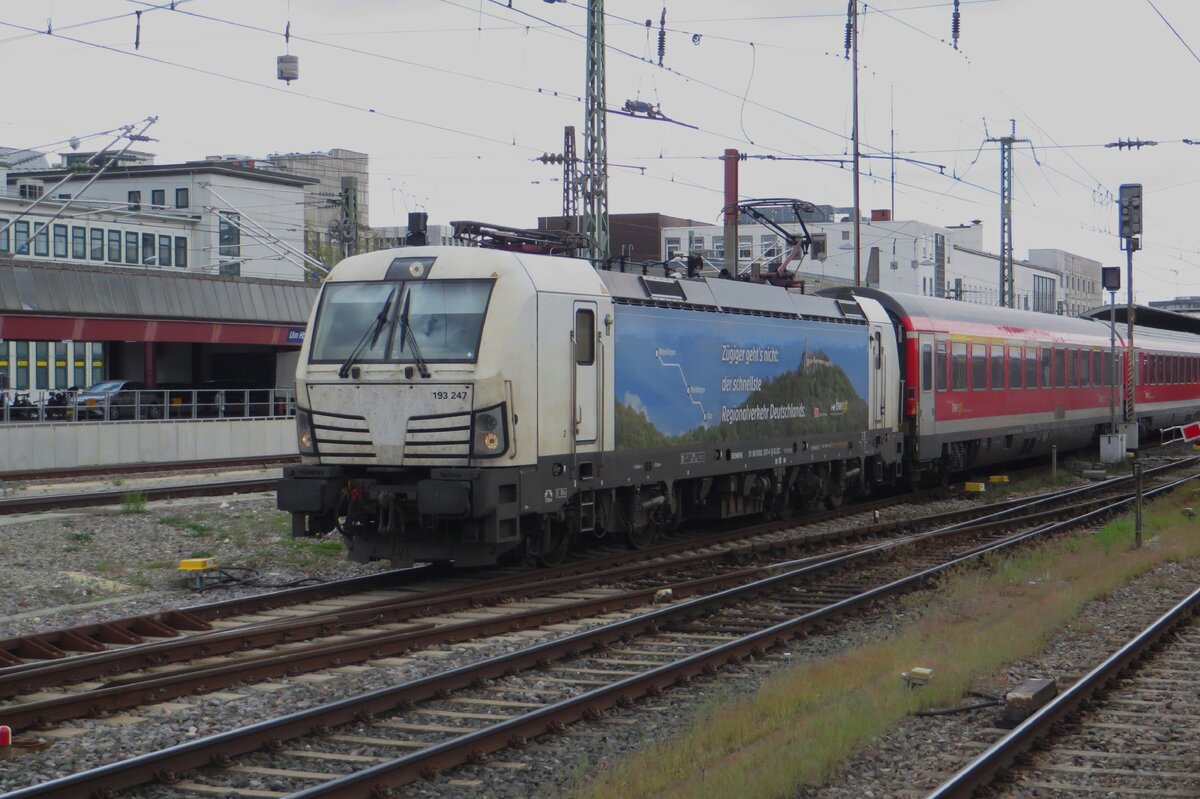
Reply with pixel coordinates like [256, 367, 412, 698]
[1118, 182, 1143, 548]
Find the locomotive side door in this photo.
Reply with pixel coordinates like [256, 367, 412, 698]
[573, 300, 599, 445]
[917, 332, 936, 436]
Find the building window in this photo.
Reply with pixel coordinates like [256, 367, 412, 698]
[712, 236, 724, 259]
[90, 228, 104, 260]
[665, 237, 681, 259]
[125, 231, 139, 264]
[53, 224, 68, 258]
[54, 342, 68, 388]
[71, 226, 86, 259]
[760, 234, 779, 258]
[151, 189, 165, 208]
[0, 219, 8, 255]
[14, 221, 29, 255]
[14, 341, 29, 389]
[18, 184, 42, 199]
[158, 235, 172, 267]
[91, 342, 104, 385]
[128, 190, 141, 211]
[218, 212, 241, 257]
[142, 232, 156, 265]
[174, 236, 187, 268]
[175, 187, 189, 208]
[738, 235, 752, 259]
[35, 341, 48, 389]
[107, 230, 121, 262]
[691, 235, 704, 252]
[1032, 274, 1055, 313]
[73, 341, 86, 388]
[33, 223, 48, 256]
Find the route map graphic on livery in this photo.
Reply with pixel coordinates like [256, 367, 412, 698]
[614, 305, 868, 450]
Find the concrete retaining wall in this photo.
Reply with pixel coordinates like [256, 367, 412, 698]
[0, 419, 297, 475]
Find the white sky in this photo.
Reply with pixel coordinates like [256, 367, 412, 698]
[1, 0, 1197, 302]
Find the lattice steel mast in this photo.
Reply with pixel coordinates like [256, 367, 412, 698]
[988, 120, 1029, 308]
[582, 0, 609, 263]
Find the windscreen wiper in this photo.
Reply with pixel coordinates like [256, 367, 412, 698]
[338, 287, 396, 379]
[397, 289, 431, 378]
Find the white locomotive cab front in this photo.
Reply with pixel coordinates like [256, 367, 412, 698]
[277, 247, 538, 567]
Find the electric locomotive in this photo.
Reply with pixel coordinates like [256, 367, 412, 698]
[279, 243, 903, 566]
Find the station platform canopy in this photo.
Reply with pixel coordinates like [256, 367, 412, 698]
[0, 259, 316, 346]
[1081, 304, 1200, 336]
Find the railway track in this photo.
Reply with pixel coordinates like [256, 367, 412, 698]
[3, 463, 1195, 798]
[0, 476, 280, 515]
[928, 585, 1200, 799]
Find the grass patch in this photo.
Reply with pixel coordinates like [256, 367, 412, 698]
[160, 515, 212, 535]
[120, 491, 147, 514]
[110, 477, 125, 487]
[282, 536, 345, 567]
[577, 488, 1200, 799]
[69, 531, 92, 543]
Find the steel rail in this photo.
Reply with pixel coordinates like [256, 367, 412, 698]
[0, 476, 279, 515]
[925, 583, 1200, 799]
[9, 471, 1195, 799]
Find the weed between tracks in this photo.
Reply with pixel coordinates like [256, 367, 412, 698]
[576, 483, 1200, 799]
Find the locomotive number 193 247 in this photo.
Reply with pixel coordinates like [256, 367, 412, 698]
[431, 390, 468, 401]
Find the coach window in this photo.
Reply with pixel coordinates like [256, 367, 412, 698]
[1054, 349, 1065, 388]
[1080, 349, 1090, 386]
[1157, 354, 1164, 385]
[1092, 351, 1102, 386]
[107, 230, 121, 262]
[90, 228, 104, 260]
[936, 341, 948, 391]
[158, 235, 172, 267]
[175, 237, 187, 268]
[951, 342, 968, 391]
[1025, 347, 1037, 388]
[125, 232, 139, 264]
[1009, 346, 1022, 388]
[1039, 348, 1050, 388]
[991, 345, 1004, 389]
[921, 344, 933, 391]
[52, 224, 68, 258]
[72, 226, 86, 259]
[575, 309, 595, 365]
[970, 344, 986, 390]
[175, 188, 189, 208]
[1065, 349, 1076, 387]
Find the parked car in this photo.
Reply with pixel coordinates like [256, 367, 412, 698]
[70, 380, 164, 420]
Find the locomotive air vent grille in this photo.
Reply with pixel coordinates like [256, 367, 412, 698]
[312, 410, 377, 461]
[404, 410, 472, 465]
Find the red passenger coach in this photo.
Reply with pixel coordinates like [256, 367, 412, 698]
[826, 288, 1200, 481]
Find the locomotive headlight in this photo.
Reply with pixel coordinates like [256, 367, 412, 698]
[296, 409, 317, 455]
[471, 404, 507, 457]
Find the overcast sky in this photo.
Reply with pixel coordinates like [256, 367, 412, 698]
[1, 1, 1196, 301]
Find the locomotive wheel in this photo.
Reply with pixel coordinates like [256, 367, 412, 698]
[623, 521, 659, 550]
[823, 489, 844, 510]
[534, 518, 571, 567]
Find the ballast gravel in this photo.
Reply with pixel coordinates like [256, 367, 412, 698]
[3, 470, 1172, 799]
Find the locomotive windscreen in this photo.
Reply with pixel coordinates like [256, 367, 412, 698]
[308, 279, 494, 364]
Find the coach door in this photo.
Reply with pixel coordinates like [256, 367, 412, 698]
[918, 333, 936, 436]
[573, 301, 599, 445]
